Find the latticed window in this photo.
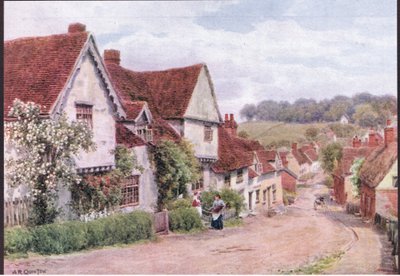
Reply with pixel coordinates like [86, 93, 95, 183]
[76, 104, 93, 129]
[236, 169, 244, 183]
[137, 126, 153, 142]
[121, 175, 140, 206]
[204, 126, 213, 142]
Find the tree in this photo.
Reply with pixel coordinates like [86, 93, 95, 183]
[239, 103, 257, 121]
[152, 139, 201, 210]
[320, 142, 343, 174]
[5, 99, 95, 225]
[305, 127, 319, 141]
[238, 130, 250, 139]
[352, 104, 379, 127]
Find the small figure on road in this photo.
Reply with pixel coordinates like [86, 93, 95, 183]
[211, 194, 225, 230]
[192, 191, 202, 217]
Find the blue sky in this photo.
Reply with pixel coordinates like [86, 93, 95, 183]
[4, 1, 397, 120]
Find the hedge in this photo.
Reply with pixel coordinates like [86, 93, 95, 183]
[5, 211, 154, 255]
[169, 207, 203, 232]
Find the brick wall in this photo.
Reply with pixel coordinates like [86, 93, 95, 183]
[360, 184, 376, 218]
[333, 174, 347, 204]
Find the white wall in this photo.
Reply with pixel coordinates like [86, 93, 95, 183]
[62, 51, 116, 169]
[183, 119, 218, 159]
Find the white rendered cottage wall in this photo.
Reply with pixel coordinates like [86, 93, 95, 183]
[62, 51, 116, 169]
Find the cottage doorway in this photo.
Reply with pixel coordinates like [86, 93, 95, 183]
[248, 191, 253, 211]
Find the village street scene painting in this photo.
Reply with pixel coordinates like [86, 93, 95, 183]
[3, 1, 398, 275]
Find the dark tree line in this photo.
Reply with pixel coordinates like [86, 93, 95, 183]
[240, 92, 397, 127]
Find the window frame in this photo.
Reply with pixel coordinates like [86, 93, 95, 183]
[255, 189, 260, 204]
[236, 169, 244, 184]
[204, 125, 213, 142]
[75, 103, 93, 130]
[120, 175, 140, 207]
[224, 174, 231, 187]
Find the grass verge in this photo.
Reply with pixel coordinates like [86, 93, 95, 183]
[282, 251, 344, 274]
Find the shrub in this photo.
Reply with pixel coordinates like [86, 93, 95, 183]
[324, 175, 334, 189]
[4, 211, 154, 256]
[201, 188, 245, 217]
[166, 198, 193, 210]
[4, 227, 32, 255]
[169, 207, 203, 232]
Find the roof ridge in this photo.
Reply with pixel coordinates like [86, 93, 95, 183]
[4, 31, 89, 44]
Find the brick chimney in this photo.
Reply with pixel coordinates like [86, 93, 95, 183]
[104, 49, 121, 65]
[368, 128, 379, 147]
[223, 113, 237, 136]
[68, 23, 86, 33]
[384, 119, 395, 146]
[291, 142, 297, 152]
[352, 136, 361, 148]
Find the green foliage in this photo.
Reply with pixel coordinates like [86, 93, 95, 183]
[305, 127, 319, 141]
[349, 158, 365, 197]
[240, 93, 397, 125]
[320, 143, 343, 174]
[4, 211, 154, 256]
[238, 130, 250, 139]
[5, 99, 95, 226]
[70, 144, 142, 216]
[200, 188, 245, 217]
[224, 218, 244, 228]
[327, 123, 360, 138]
[168, 207, 203, 232]
[152, 139, 201, 210]
[286, 251, 344, 274]
[4, 227, 32, 255]
[352, 103, 379, 127]
[166, 198, 193, 210]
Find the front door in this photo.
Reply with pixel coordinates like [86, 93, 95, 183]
[248, 192, 253, 211]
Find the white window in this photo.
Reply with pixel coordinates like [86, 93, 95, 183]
[121, 175, 140, 206]
[237, 169, 244, 183]
[204, 126, 213, 142]
[76, 104, 93, 129]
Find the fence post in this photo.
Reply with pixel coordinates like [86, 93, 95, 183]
[164, 209, 169, 234]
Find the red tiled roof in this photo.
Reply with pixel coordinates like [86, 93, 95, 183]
[211, 127, 262, 173]
[292, 149, 309, 165]
[248, 167, 259, 179]
[263, 150, 277, 161]
[122, 101, 147, 120]
[151, 118, 181, 143]
[4, 32, 88, 117]
[303, 148, 318, 162]
[105, 62, 203, 119]
[116, 122, 146, 147]
[256, 150, 276, 174]
[334, 146, 374, 177]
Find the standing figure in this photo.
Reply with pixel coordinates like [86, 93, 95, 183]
[211, 194, 225, 230]
[192, 192, 202, 217]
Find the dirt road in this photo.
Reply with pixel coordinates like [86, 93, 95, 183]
[4, 176, 394, 274]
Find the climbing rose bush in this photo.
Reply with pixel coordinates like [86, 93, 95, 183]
[5, 99, 95, 225]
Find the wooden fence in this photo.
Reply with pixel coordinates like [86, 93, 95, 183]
[4, 197, 32, 227]
[152, 210, 169, 235]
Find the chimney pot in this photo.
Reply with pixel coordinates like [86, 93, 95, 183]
[104, 49, 121, 65]
[225, 114, 229, 121]
[230, 114, 234, 121]
[384, 124, 395, 146]
[387, 119, 392, 127]
[68, 23, 86, 33]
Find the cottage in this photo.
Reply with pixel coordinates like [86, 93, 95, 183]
[287, 142, 319, 179]
[359, 121, 397, 220]
[104, 50, 223, 193]
[4, 23, 127, 217]
[332, 137, 374, 205]
[340, 114, 350, 125]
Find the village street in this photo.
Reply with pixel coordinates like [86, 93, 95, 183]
[5, 173, 394, 275]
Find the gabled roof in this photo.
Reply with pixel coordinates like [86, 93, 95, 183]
[116, 122, 146, 147]
[256, 150, 276, 174]
[211, 127, 263, 173]
[359, 142, 398, 188]
[248, 167, 259, 179]
[122, 101, 150, 122]
[105, 62, 204, 120]
[4, 31, 89, 117]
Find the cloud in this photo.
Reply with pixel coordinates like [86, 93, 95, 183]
[4, 1, 396, 122]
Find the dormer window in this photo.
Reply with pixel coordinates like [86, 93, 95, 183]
[76, 103, 93, 129]
[204, 125, 213, 142]
[136, 125, 153, 142]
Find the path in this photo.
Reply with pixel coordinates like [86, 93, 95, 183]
[4, 174, 395, 274]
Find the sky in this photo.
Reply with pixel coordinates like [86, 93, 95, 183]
[4, 1, 397, 121]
